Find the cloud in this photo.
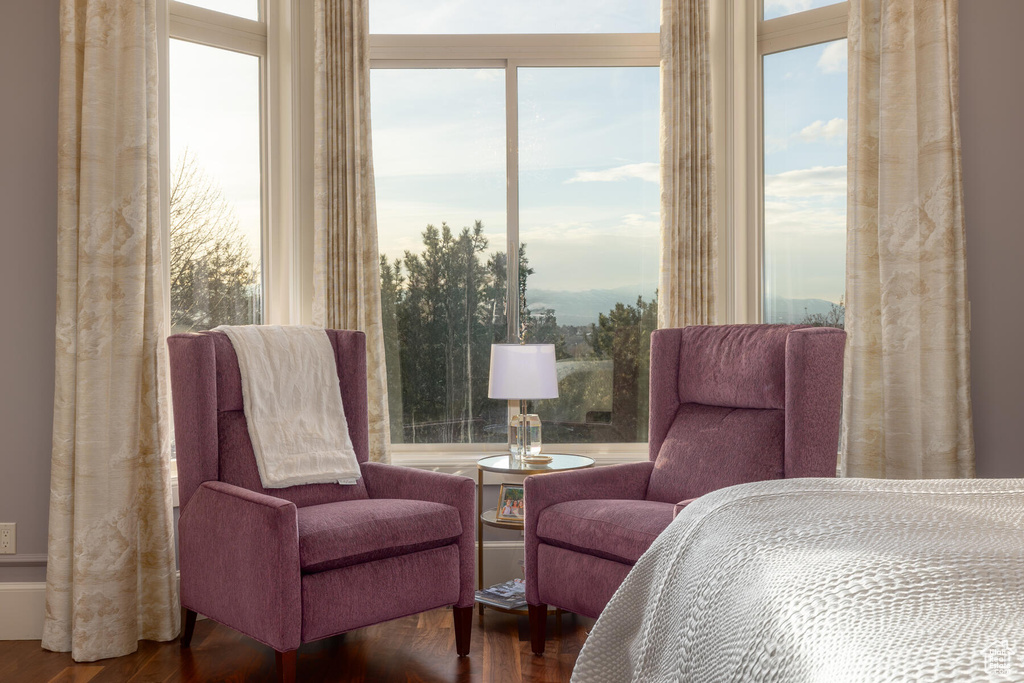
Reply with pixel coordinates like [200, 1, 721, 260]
[565, 162, 659, 184]
[764, 165, 847, 199]
[764, 200, 846, 234]
[798, 118, 847, 143]
[818, 40, 847, 74]
[765, 134, 791, 153]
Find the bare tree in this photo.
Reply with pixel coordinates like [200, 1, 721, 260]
[170, 150, 262, 333]
[799, 297, 845, 329]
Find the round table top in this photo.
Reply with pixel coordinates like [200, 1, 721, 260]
[476, 452, 595, 475]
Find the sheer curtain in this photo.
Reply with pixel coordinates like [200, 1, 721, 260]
[43, 0, 179, 661]
[312, 0, 391, 463]
[843, 0, 974, 478]
[659, 0, 718, 328]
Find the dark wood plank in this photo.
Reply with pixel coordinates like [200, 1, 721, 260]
[0, 607, 594, 682]
[46, 665, 104, 683]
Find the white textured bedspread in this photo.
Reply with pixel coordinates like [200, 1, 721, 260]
[572, 478, 1024, 683]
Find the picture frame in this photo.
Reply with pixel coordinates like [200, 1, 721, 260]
[495, 483, 525, 522]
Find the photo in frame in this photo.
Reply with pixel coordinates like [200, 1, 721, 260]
[496, 483, 525, 522]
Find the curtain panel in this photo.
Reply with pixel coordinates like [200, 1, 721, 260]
[43, 0, 179, 661]
[843, 0, 974, 478]
[312, 0, 391, 463]
[659, 0, 718, 329]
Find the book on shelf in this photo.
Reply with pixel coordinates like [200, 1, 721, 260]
[475, 578, 527, 609]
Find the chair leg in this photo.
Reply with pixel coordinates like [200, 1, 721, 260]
[528, 603, 547, 655]
[275, 649, 297, 683]
[453, 605, 472, 656]
[180, 608, 197, 648]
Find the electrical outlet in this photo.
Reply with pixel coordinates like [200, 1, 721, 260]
[0, 523, 15, 554]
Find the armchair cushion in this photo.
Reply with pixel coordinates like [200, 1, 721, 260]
[297, 498, 462, 574]
[673, 498, 697, 517]
[646, 403, 785, 504]
[536, 499, 675, 565]
[677, 324, 792, 409]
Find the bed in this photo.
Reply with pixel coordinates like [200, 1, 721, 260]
[571, 477, 1024, 682]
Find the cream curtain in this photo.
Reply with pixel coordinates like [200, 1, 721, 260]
[43, 0, 179, 661]
[312, 0, 391, 463]
[659, 0, 718, 329]
[842, 0, 974, 478]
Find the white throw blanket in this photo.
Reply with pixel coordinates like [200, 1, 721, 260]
[572, 477, 1024, 682]
[215, 325, 360, 488]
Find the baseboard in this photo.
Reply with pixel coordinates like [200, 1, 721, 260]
[0, 582, 46, 640]
[479, 540, 525, 586]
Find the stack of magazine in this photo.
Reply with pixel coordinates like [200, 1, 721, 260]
[475, 578, 527, 610]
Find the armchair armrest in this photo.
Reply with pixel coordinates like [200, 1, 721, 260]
[523, 461, 654, 604]
[673, 498, 698, 518]
[178, 481, 301, 652]
[361, 462, 476, 608]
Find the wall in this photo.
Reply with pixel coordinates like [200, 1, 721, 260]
[0, 0, 59, 583]
[960, 0, 1024, 478]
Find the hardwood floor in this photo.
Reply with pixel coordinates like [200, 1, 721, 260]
[0, 608, 596, 683]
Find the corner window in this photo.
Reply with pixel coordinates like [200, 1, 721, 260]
[759, 2, 848, 327]
[167, 2, 268, 333]
[370, 12, 659, 449]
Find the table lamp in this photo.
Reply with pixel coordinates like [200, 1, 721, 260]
[488, 344, 559, 463]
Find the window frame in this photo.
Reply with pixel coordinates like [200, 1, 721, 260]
[718, 0, 848, 324]
[369, 32, 659, 462]
[162, 0, 310, 331]
[162, 0, 308, 500]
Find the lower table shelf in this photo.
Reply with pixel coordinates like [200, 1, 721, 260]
[480, 508, 524, 530]
[475, 601, 561, 616]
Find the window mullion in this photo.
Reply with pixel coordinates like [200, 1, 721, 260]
[505, 59, 520, 343]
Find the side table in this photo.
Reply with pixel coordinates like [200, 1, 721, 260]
[476, 453, 595, 615]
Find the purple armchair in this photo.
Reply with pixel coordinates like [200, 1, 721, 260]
[168, 330, 475, 682]
[524, 324, 846, 654]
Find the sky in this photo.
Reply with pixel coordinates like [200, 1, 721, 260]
[763, 38, 848, 310]
[169, 38, 263, 263]
[183, 0, 258, 20]
[169, 0, 846, 328]
[369, 0, 659, 33]
[764, 0, 842, 21]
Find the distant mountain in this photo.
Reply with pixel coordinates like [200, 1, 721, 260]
[527, 286, 840, 327]
[527, 286, 651, 326]
[764, 297, 842, 324]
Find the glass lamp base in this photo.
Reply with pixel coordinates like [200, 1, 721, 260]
[509, 412, 543, 465]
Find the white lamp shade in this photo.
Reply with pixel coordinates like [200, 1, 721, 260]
[488, 344, 559, 400]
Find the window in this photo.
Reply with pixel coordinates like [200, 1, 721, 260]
[167, 1, 268, 333]
[370, 6, 660, 450]
[758, 2, 848, 327]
